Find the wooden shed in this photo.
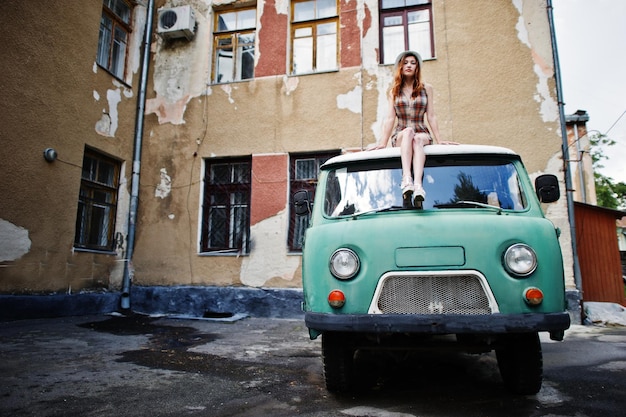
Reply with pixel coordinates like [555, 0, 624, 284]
[574, 202, 626, 306]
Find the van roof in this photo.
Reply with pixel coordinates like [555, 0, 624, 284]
[322, 144, 519, 168]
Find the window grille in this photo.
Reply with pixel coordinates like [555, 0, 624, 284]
[74, 148, 120, 251]
[288, 151, 339, 251]
[201, 158, 251, 253]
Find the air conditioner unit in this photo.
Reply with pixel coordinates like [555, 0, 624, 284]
[157, 5, 196, 40]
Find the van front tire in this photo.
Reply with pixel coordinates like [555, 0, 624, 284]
[495, 332, 543, 395]
[322, 332, 357, 393]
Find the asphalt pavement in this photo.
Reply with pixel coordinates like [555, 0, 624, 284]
[1, 313, 625, 417]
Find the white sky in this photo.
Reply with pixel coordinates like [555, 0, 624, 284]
[552, 0, 626, 184]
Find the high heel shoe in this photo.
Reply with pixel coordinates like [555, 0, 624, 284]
[413, 186, 426, 206]
[401, 177, 414, 200]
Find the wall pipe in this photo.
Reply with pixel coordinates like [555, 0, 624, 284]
[546, 1, 583, 301]
[121, 0, 155, 310]
[572, 123, 587, 203]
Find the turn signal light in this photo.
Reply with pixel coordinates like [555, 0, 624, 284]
[524, 287, 544, 305]
[328, 290, 346, 308]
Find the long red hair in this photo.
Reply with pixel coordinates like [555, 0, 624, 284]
[390, 52, 424, 99]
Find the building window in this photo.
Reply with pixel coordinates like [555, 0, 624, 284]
[290, 0, 338, 75]
[74, 148, 121, 252]
[380, 0, 433, 65]
[97, 0, 132, 80]
[213, 8, 256, 83]
[288, 152, 338, 251]
[201, 158, 251, 254]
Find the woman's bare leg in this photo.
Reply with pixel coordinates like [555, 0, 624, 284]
[400, 128, 415, 180]
[412, 133, 430, 202]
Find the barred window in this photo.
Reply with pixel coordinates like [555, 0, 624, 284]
[97, 0, 132, 80]
[288, 152, 339, 252]
[213, 7, 256, 83]
[291, 0, 338, 74]
[201, 158, 251, 254]
[380, 0, 434, 65]
[74, 148, 120, 252]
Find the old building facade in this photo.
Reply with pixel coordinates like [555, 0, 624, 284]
[1, 0, 147, 294]
[0, 0, 577, 313]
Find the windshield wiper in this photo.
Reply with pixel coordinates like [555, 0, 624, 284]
[434, 200, 502, 214]
[349, 206, 406, 219]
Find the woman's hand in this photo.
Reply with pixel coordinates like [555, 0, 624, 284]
[366, 143, 387, 151]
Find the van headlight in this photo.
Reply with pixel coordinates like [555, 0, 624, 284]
[503, 243, 537, 277]
[329, 248, 360, 280]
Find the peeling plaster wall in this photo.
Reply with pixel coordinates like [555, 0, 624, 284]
[513, 0, 559, 124]
[0, 220, 31, 262]
[256, 0, 289, 76]
[0, 1, 143, 292]
[251, 154, 288, 225]
[155, 168, 173, 199]
[241, 209, 301, 287]
[146, 2, 212, 124]
[337, 81, 363, 114]
[94, 83, 134, 137]
[513, 0, 574, 288]
[132, 0, 572, 291]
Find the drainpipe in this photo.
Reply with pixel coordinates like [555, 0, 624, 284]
[574, 123, 587, 203]
[573, 122, 587, 203]
[546, 1, 583, 302]
[121, 0, 155, 310]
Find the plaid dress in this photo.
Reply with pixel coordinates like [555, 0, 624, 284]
[391, 87, 432, 146]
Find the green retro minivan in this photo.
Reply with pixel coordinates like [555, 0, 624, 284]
[294, 145, 571, 395]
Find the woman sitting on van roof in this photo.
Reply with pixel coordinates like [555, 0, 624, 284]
[371, 50, 457, 206]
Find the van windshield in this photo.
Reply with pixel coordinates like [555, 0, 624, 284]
[323, 159, 527, 217]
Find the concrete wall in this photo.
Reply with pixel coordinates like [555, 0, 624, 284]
[0, 0, 576, 303]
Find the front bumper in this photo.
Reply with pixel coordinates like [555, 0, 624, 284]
[305, 311, 571, 340]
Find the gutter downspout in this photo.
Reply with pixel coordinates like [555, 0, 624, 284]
[572, 123, 587, 203]
[121, 0, 155, 310]
[546, 1, 583, 304]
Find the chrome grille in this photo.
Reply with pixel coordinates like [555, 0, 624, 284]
[374, 274, 492, 315]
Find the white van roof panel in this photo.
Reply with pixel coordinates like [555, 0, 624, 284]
[322, 144, 518, 167]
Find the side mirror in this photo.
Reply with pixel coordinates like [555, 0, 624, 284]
[535, 174, 560, 203]
[293, 190, 312, 216]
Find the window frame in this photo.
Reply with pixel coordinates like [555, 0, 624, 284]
[200, 157, 252, 254]
[97, 0, 132, 81]
[74, 148, 121, 253]
[379, 0, 434, 65]
[288, 151, 339, 252]
[212, 7, 257, 84]
[290, 0, 339, 75]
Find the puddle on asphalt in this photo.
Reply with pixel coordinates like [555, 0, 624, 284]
[79, 314, 227, 373]
[76, 313, 319, 403]
[79, 314, 191, 335]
